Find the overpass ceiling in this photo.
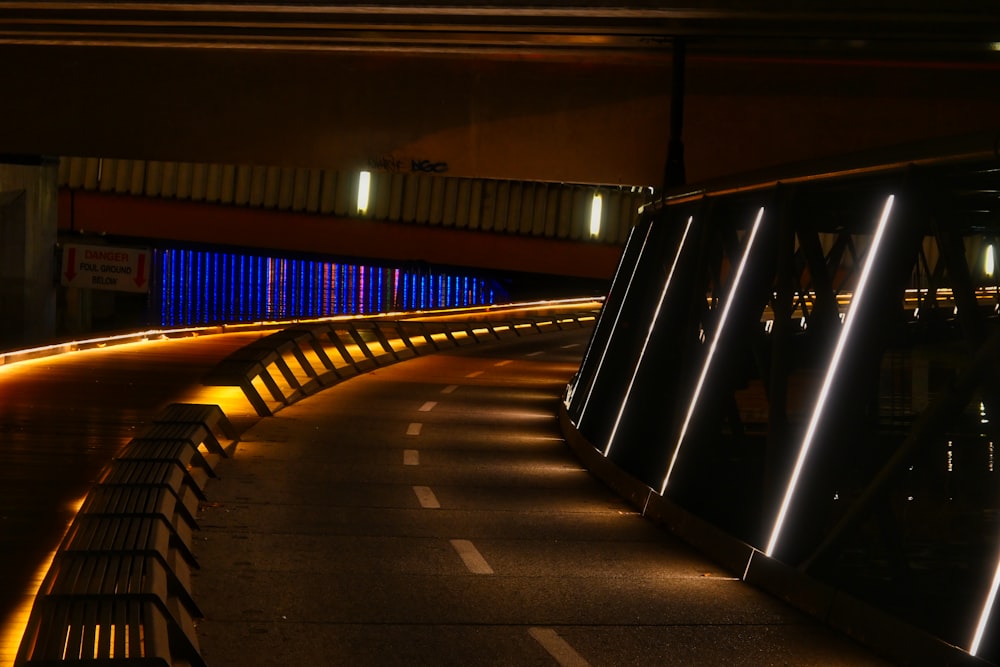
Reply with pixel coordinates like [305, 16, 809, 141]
[1, 2, 999, 63]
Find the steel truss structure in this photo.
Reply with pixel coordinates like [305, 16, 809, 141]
[564, 133, 1000, 662]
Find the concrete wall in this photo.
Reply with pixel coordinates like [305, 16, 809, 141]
[0, 46, 997, 187]
[0, 160, 58, 346]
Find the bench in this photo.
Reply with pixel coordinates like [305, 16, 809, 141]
[98, 459, 207, 503]
[79, 484, 198, 554]
[117, 438, 216, 494]
[202, 347, 290, 416]
[152, 403, 238, 455]
[16, 595, 202, 667]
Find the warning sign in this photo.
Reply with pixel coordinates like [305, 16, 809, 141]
[61, 243, 150, 293]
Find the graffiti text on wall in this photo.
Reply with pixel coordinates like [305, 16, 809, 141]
[368, 155, 449, 174]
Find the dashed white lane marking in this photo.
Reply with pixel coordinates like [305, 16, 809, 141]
[413, 486, 440, 508]
[419, 401, 438, 412]
[403, 449, 420, 466]
[449, 539, 494, 574]
[560, 343, 581, 349]
[441, 384, 459, 394]
[466, 370, 484, 378]
[528, 628, 592, 667]
[526, 351, 544, 357]
[406, 422, 423, 436]
[494, 359, 512, 367]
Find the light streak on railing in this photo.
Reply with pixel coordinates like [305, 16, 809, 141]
[660, 207, 765, 495]
[765, 194, 895, 558]
[604, 216, 694, 457]
[576, 223, 655, 430]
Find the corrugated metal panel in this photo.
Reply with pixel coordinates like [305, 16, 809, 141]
[556, 187, 573, 240]
[400, 173, 418, 222]
[218, 165, 236, 204]
[441, 178, 458, 227]
[97, 159, 115, 192]
[233, 165, 252, 206]
[263, 166, 281, 208]
[531, 184, 549, 237]
[277, 167, 296, 210]
[544, 187, 559, 238]
[319, 170, 338, 214]
[388, 172, 404, 221]
[415, 174, 433, 224]
[455, 179, 471, 229]
[482, 180, 497, 232]
[204, 164, 223, 202]
[333, 169, 353, 217]
[571, 186, 590, 241]
[58, 156, 641, 248]
[176, 163, 195, 200]
[468, 180, 483, 231]
[305, 168, 322, 213]
[191, 163, 205, 200]
[428, 176, 446, 226]
[129, 161, 145, 195]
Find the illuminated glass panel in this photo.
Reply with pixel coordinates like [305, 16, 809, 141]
[660, 207, 766, 495]
[577, 222, 655, 430]
[604, 216, 695, 457]
[154, 248, 497, 326]
[765, 195, 895, 558]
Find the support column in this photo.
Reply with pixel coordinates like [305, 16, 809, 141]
[0, 156, 58, 347]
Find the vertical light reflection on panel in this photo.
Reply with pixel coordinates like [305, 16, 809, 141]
[567, 224, 638, 408]
[971, 557, 1000, 656]
[182, 250, 191, 325]
[359, 265, 366, 314]
[765, 194, 895, 557]
[604, 216, 694, 457]
[577, 222, 656, 430]
[160, 250, 170, 327]
[376, 267, 384, 312]
[660, 206, 765, 495]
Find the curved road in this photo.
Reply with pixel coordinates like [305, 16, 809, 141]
[192, 328, 888, 666]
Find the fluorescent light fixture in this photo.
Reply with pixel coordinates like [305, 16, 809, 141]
[590, 193, 603, 238]
[765, 194, 895, 557]
[987, 244, 996, 278]
[577, 223, 655, 430]
[659, 206, 766, 494]
[604, 216, 695, 457]
[358, 171, 372, 214]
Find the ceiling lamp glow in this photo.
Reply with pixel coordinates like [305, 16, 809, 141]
[590, 193, 603, 238]
[604, 216, 695, 457]
[765, 194, 895, 558]
[986, 244, 995, 278]
[357, 171, 372, 215]
[659, 206, 765, 494]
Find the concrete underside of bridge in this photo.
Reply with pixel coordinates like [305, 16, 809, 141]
[2, 45, 1000, 186]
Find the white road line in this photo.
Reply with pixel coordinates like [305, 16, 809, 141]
[406, 422, 423, 436]
[560, 343, 581, 349]
[466, 370, 484, 378]
[526, 351, 544, 357]
[494, 359, 512, 367]
[413, 486, 440, 508]
[403, 449, 420, 466]
[441, 384, 459, 394]
[449, 539, 494, 574]
[419, 401, 438, 412]
[528, 628, 591, 667]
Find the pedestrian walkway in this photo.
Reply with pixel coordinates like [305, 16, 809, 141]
[192, 328, 890, 666]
